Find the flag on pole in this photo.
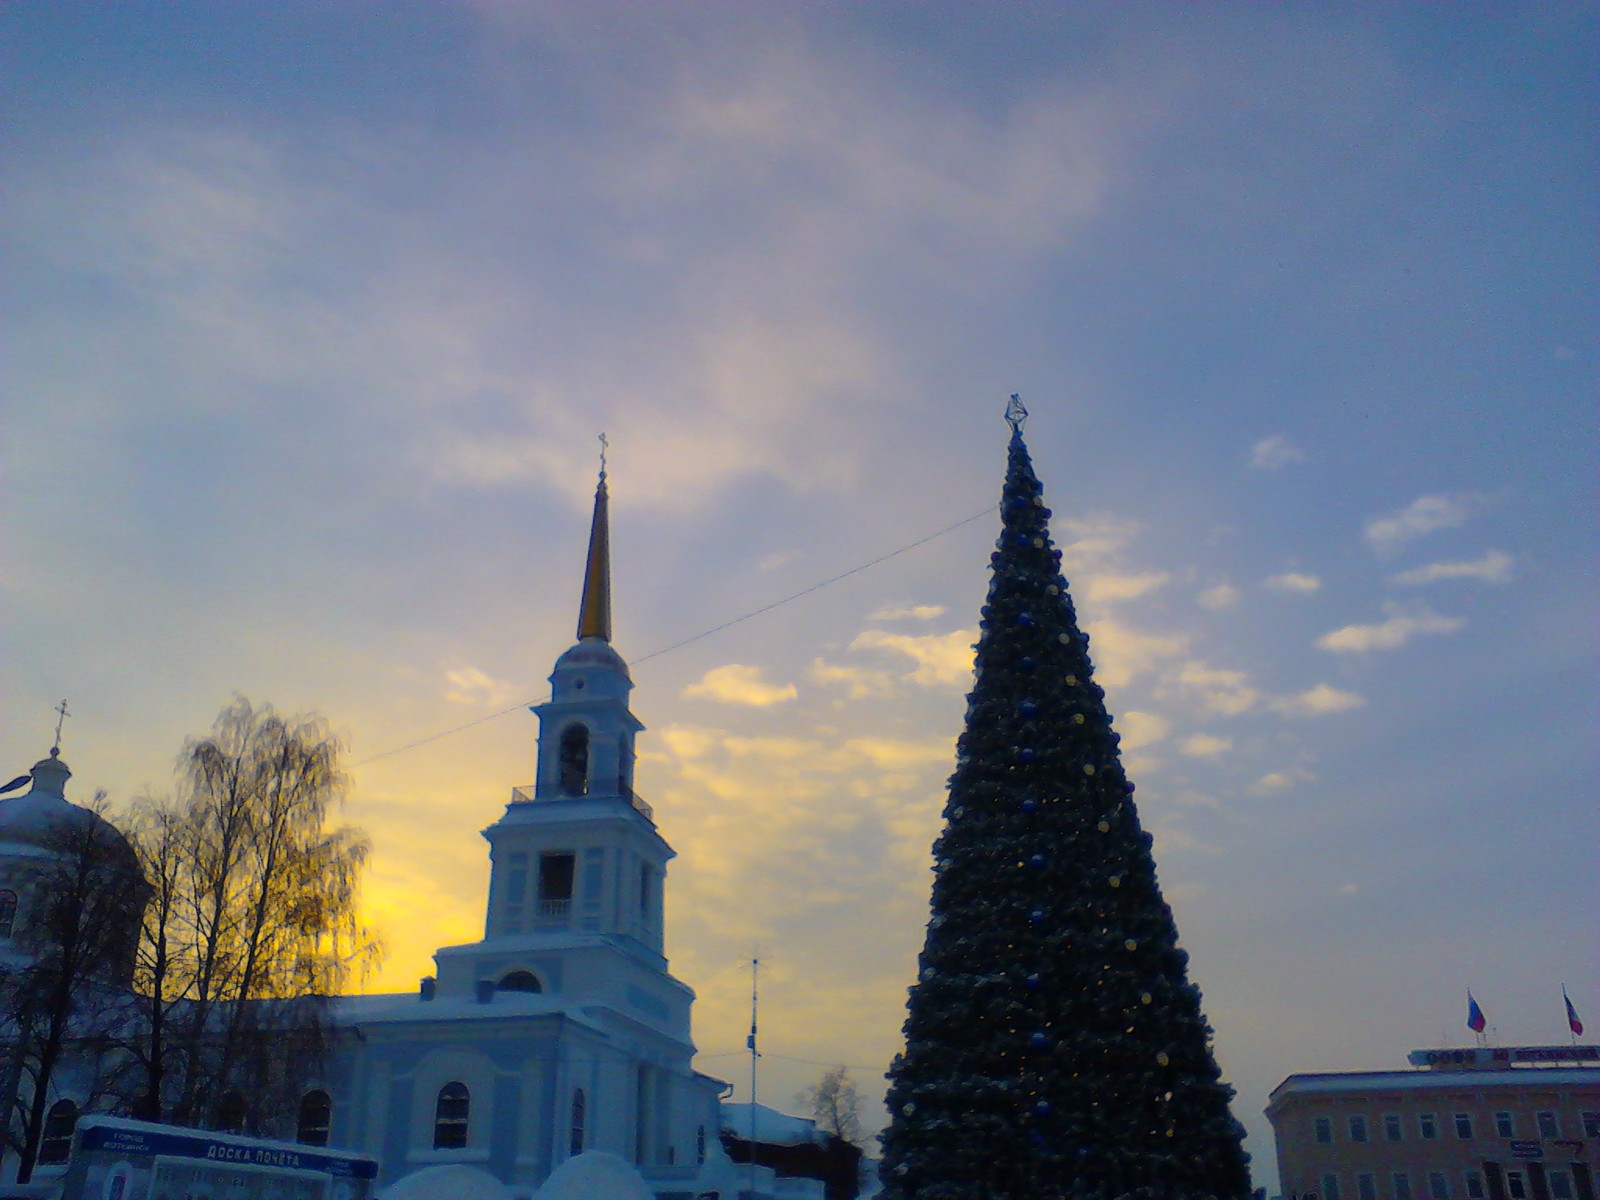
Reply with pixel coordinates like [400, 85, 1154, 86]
[1467, 991, 1487, 1033]
[1564, 989, 1584, 1036]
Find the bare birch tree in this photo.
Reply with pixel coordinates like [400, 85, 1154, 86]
[0, 793, 146, 1181]
[127, 698, 379, 1134]
[800, 1065, 863, 1146]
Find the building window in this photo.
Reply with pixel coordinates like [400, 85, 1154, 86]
[1549, 1172, 1573, 1200]
[617, 733, 632, 794]
[696, 1124, 707, 1165]
[559, 725, 590, 796]
[1419, 1112, 1438, 1140]
[497, 970, 542, 993]
[1358, 1174, 1377, 1200]
[570, 1089, 586, 1157]
[433, 1082, 470, 1149]
[1454, 1112, 1473, 1140]
[1385, 1113, 1403, 1142]
[539, 852, 576, 917]
[1395, 1174, 1413, 1200]
[1324, 1175, 1342, 1200]
[1316, 1116, 1333, 1144]
[1428, 1172, 1450, 1199]
[217, 1092, 247, 1133]
[39, 1100, 77, 1164]
[1350, 1115, 1369, 1143]
[0, 889, 17, 939]
[1580, 1111, 1599, 1138]
[297, 1090, 331, 1146]
[639, 863, 651, 919]
[1464, 1171, 1485, 1200]
[1505, 1173, 1527, 1200]
[1495, 1111, 1515, 1138]
[1536, 1111, 1559, 1139]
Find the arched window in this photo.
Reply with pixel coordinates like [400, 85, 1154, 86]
[559, 725, 589, 796]
[0, 889, 17, 939]
[39, 1099, 76, 1164]
[696, 1123, 707, 1165]
[570, 1089, 586, 1157]
[433, 1082, 470, 1149]
[297, 1089, 331, 1146]
[497, 970, 542, 994]
[216, 1091, 247, 1134]
[617, 733, 632, 794]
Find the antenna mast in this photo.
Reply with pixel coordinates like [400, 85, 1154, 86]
[748, 956, 760, 1194]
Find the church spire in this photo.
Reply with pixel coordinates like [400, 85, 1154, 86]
[576, 437, 612, 642]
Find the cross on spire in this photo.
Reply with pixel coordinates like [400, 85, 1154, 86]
[51, 699, 70, 754]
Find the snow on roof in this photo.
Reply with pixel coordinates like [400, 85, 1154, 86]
[721, 1101, 824, 1145]
[536, 1151, 653, 1200]
[381, 1164, 511, 1200]
[1270, 1065, 1600, 1102]
[331, 991, 606, 1033]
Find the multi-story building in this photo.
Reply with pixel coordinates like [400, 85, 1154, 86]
[1268, 1047, 1600, 1200]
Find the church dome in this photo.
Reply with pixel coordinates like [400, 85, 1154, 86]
[0, 750, 138, 866]
[553, 637, 631, 680]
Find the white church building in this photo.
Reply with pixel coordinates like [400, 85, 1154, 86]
[0, 467, 806, 1199]
[313, 468, 757, 1197]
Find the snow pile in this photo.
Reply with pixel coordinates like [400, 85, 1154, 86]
[536, 1151, 653, 1200]
[381, 1164, 512, 1200]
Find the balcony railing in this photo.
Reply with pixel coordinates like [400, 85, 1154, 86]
[510, 784, 653, 823]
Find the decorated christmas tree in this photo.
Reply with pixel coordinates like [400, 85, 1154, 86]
[879, 399, 1250, 1200]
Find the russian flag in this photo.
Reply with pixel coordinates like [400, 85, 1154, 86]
[1565, 990, 1584, 1037]
[1467, 991, 1487, 1033]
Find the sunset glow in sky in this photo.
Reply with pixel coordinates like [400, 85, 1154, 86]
[4, 4, 1595, 1186]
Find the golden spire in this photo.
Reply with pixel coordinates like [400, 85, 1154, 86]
[576, 435, 612, 641]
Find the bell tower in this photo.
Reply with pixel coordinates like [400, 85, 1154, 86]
[432, 454, 678, 1006]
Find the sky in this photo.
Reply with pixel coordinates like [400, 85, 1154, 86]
[3, 2, 1596, 1189]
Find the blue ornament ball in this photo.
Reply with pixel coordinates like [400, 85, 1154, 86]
[1020, 700, 1038, 717]
[1034, 1100, 1052, 1117]
[1022, 798, 1037, 814]
[1030, 1031, 1050, 1049]
[1029, 909, 1046, 926]
[1025, 972, 1042, 989]
[1029, 853, 1046, 869]
[1019, 747, 1036, 763]
[1018, 611, 1034, 626]
[1020, 656, 1036, 671]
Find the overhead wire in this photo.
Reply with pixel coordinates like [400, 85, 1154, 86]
[353, 503, 996, 767]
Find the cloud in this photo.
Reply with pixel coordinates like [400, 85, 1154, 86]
[1082, 571, 1170, 605]
[850, 628, 976, 689]
[869, 604, 947, 621]
[1116, 710, 1171, 751]
[1391, 549, 1514, 587]
[1316, 605, 1466, 653]
[1198, 582, 1241, 611]
[759, 550, 804, 571]
[808, 658, 897, 700]
[1364, 494, 1479, 553]
[1179, 734, 1232, 758]
[1172, 661, 1260, 715]
[682, 663, 798, 706]
[442, 666, 523, 707]
[1081, 618, 1187, 689]
[1250, 435, 1305, 471]
[1058, 515, 1142, 566]
[1263, 572, 1321, 594]
[1250, 768, 1316, 795]
[1271, 684, 1365, 716]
